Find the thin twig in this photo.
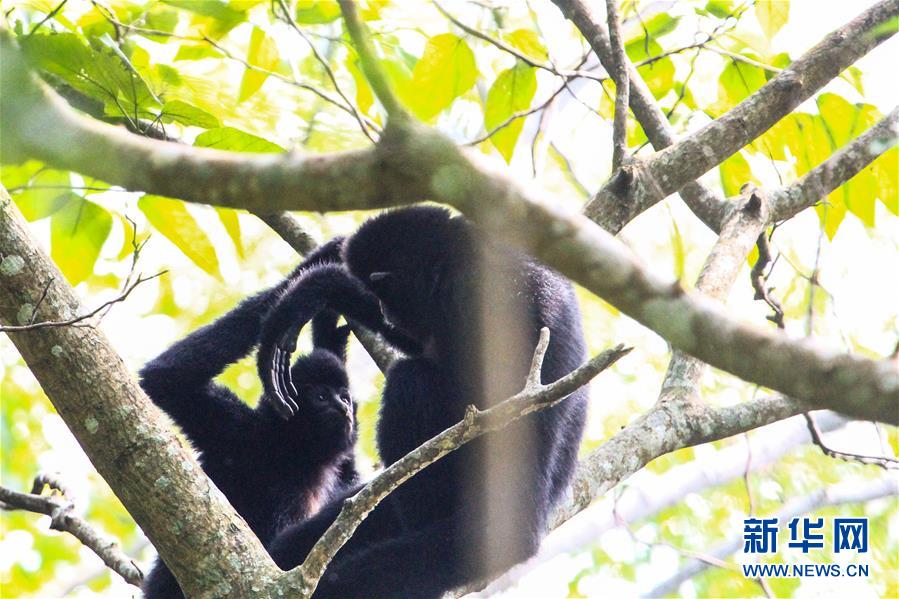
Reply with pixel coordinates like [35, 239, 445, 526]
[338, 0, 405, 118]
[750, 231, 785, 329]
[26, 0, 68, 37]
[0, 475, 143, 587]
[605, 0, 629, 169]
[434, 0, 605, 82]
[0, 271, 164, 332]
[803, 413, 899, 470]
[273, 0, 376, 142]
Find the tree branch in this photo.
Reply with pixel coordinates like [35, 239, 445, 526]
[0, 474, 143, 587]
[604, 0, 629, 169]
[552, 0, 729, 231]
[572, 0, 899, 233]
[337, 0, 406, 119]
[287, 336, 631, 596]
[0, 189, 281, 597]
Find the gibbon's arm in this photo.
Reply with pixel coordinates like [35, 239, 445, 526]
[258, 264, 420, 418]
[139, 239, 346, 424]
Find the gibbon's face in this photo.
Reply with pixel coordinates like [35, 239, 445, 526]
[298, 382, 355, 440]
[287, 352, 355, 443]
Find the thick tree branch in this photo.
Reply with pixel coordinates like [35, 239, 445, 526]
[657, 186, 770, 412]
[769, 106, 899, 222]
[553, 394, 808, 528]
[0, 189, 281, 598]
[0, 475, 143, 587]
[287, 335, 631, 595]
[604, 0, 629, 169]
[649, 476, 898, 597]
[2, 33, 896, 424]
[570, 0, 899, 233]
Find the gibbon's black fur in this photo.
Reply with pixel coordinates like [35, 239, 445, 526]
[260, 206, 589, 599]
[140, 239, 360, 599]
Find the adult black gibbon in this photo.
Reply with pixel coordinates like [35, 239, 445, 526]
[140, 239, 359, 599]
[259, 206, 589, 599]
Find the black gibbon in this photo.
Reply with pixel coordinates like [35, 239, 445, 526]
[259, 206, 589, 598]
[140, 239, 359, 599]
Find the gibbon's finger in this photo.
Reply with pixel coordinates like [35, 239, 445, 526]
[276, 349, 299, 417]
[280, 349, 299, 405]
[269, 348, 296, 419]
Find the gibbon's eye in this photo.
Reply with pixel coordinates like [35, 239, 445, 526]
[339, 389, 351, 404]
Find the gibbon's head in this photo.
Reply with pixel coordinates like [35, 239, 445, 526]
[343, 206, 474, 342]
[288, 349, 356, 444]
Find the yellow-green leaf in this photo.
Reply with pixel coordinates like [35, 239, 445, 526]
[408, 34, 477, 120]
[484, 63, 537, 163]
[174, 44, 222, 61]
[3, 164, 72, 221]
[295, 0, 341, 24]
[347, 54, 374, 115]
[161, 100, 221, 129]
[138, 195, 221, 277]
[756, 0, 789, 38]
[717, 60, 767, 108]
[50, 195, 113, 285]
[216, 207, 244, 258]
[625, 38, 674, 99]
[504, 29, 548, 62]
[239, 27, 280, 102]
[719, 151, 757, 197]
[194, 127, 284, 153]
[871, 147, 898, 215]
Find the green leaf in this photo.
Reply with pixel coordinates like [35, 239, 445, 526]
[20, 32, 159, 119]
[239, 27, 280, 102]
[174, 44, 222, 61]
[817, 94, 882, 227]
[719, 151, 756, 197]
[194, 127, 284, 153]
[717, 60, 767, 107]
[215, 207, 244, 258]
[138, 195, 221, 277]
[50, 195, 113, 285]
[161, 0, 245, 35]
[870, 147, 898, 215]
[704, 0, 735, 19]
[1, 163, 72, 221]
[642, 13, 680, 38]
[295, 0, 341, 24]
[504, 29, 548, 62]
[839, 66, 865, 95]
[625, 38, 674, 99]
[756, 0, 789, 38]
[346, 54, 374, 114]
[669, 218, 686, 280]
[408, 34, 477, 120]
[161, 100, 221, 129]
[484, 63, 537, 163]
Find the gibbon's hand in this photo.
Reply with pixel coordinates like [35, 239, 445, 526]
[258, 285, 316, 419]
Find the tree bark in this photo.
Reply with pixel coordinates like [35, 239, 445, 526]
[0, 188, 280, 598]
